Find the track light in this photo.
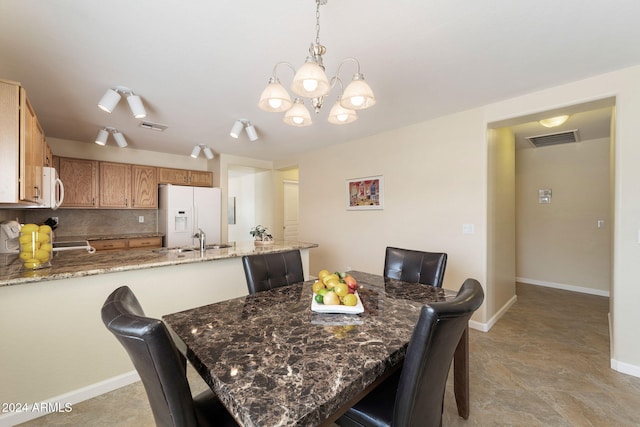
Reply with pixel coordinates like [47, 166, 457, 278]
[113, 131, 128, 148]
[190, 145, 201, 158]
[245, 123, 258, 142]
[95, 127, 128, 148]
[230, 120, 244, 139]
[191, 144, 214, 159]
[95, 128, 109, 145]
[98, 85, 147, 118]
[230, 119, 259, 141]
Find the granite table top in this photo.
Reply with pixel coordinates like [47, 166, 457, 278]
[163, 271, 457, 427]
[0, 241, 318, 288]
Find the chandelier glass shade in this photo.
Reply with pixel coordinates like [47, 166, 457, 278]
[258, 78, 293, 112]
[258, 0, 375, 126]
[284, 98, 313, 127]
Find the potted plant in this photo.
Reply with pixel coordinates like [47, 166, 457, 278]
[250, 225, 273, 245]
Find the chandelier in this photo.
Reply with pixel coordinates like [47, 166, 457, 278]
[258, 0, 376, 126]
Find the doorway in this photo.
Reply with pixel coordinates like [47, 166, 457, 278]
[487, 98, 615, 354]
[283, 180, 299, 241]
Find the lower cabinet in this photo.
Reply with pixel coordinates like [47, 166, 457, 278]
[91, 236, 162, 252]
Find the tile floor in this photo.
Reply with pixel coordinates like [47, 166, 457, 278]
[18, 283, 640, 426]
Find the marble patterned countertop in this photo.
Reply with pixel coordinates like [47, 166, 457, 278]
[0, 241, 318, 288]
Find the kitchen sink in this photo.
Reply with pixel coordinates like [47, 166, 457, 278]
[205, 244, 233, 250]
[154, 244, 232, 254]
[153, 247, 197, 254]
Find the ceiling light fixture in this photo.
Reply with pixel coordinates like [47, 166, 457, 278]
[230, 119, 259, 141]
[539, 115, 569, 128]
[258, 0, 375, 126]
[94, 127, 128, 148]
[98, 85, 147, 118]
[190, 144, 215, 159]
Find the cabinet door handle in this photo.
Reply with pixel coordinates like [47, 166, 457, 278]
[34, 186, 40, 200]
[92, 198, 95, 206]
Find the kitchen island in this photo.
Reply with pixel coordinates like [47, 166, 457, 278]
[0, 241, 317, 287]
[0, 241, 317, 426]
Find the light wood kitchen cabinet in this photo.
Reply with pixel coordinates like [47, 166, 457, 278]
[100, 162, 157, 209]
[0, 79, 45, 204]
[91, 239, 129, 252]
[128, 236, 162, 249]
[99, 162, 132, 208]
[131, 165, 157, 208]
[92, 236, 162, 252]
[158, 167, 213, 187]
[21, 95, 44, 203]
[188, 170, 214, 187]
[43, 142, 53, 167]
[59, 157, 99, 208]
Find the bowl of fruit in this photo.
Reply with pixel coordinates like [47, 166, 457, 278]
[311, 270, 364, 314]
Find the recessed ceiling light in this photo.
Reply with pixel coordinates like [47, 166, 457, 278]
[539, 115, 569, 128]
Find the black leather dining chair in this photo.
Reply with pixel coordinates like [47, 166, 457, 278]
[101, 286, 239, 427]
[242, 250, 304, 294]
[336, 279, 484, 427]
[384, 246, 448, 287]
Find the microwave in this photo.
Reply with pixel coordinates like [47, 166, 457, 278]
[42, 167, 65, 210]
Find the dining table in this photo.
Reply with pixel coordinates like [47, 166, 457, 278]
[162, 270, 471, 427]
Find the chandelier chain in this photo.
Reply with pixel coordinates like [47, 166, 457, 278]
[315, 0, 321, 46]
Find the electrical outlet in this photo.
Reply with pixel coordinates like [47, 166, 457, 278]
[138, 216, 144, 223]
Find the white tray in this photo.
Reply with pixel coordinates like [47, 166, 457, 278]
[311, 291, 364, 314]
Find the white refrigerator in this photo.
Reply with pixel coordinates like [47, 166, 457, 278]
[159, 184, 221, 248]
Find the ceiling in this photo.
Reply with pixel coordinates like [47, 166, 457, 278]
[1, 1, 639, 161]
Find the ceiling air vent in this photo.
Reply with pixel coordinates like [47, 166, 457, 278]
[139, 121, 168, 132]
[526, 129, 580, 148]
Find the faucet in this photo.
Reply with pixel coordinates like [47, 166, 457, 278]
[194, 228, 206, 253]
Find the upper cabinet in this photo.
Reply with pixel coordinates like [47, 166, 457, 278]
[131, 165, 158, 208]
[158, 167, 213, 187]
[0, 79, 45, 204]
[99, 162, 132, 208]
[59, 157, 99, 208]
[60, 158, 158, 209]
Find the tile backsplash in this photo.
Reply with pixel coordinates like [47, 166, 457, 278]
[22, 209, 158, 237]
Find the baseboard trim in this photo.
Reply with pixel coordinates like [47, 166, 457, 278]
[0, 371, 140, 427]
[516, 277, 610, 297]
[610, 359, 640, 379]
[469, 294, 518, 332]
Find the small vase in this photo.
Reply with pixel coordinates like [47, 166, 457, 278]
[254, 239, 274, 246]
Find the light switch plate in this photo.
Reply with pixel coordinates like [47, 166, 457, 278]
[462, 224, 475, 234]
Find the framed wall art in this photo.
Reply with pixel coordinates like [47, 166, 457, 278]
[346, 175, 384, 210]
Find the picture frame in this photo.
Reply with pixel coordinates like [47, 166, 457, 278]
[346, 175, 384, 210]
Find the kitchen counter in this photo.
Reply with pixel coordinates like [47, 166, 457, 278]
[0, 241, 318, 287]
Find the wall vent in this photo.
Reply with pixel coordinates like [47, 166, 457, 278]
[526, 129, 580, 148]
[139, 121, 168, 132]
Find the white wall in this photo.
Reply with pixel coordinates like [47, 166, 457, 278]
[48, 137, 211, 171]
[487, 128, 517, 327]
[297, 108, 488, 323]
[515, 137, 611, 293]
[484, 65, 640, 376]
[295, 65, 640, 376]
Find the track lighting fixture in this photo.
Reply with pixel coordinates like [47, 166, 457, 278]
[98, 85, 147, 118]
[190, 144, 214, 159]
[230, 119, 259, 141]
[95, 127, 128, 148]
[258, 0, 375, 126]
